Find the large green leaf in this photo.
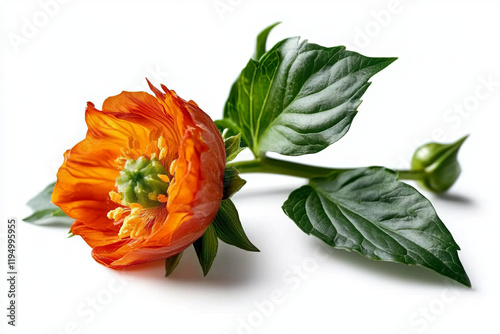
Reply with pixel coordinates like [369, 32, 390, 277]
[218, 23, 281, 149]
[24, 182, 72, 224]
[23, 208, 68, 223]
[282, 167, 470, 287]
[223, 38, 396, 156]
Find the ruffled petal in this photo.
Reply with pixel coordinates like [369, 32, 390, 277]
[92, 233, 189, 269]
[148, 84, 225, 242]
[53, 104, 151, 230]
[71, 221, 122, 247]
[102, 90, 179, 147]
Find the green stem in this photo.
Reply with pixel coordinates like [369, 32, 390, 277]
[396, 170, 427, 181]
[227, 156, 426, 181]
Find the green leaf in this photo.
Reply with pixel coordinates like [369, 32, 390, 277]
[164, 252, 183, 277]
[193, 225, 218, 276]
[254, 22, 281, 60]
[224, 133, 245, 162]
[223, 38, 396, 156]
[24, 208, 68, 223]
[212, 199, 259, 252]
[24, 182, 72, 224]
[27, 182, 57, 211]
[282, 167, 471, 287]
[218, 22, 281, 144]
[223, 167, 246, 199]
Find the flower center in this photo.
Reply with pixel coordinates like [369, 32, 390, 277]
[115, 156, 169, 208]
[106, 135, 176, 239]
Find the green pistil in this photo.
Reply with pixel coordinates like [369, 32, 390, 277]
[116, 156, 169, 208]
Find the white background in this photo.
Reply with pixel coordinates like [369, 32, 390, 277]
[1, 0, 499, 333]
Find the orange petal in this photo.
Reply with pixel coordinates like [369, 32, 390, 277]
[91, 222, 199, 269]
[71, 221, 122, 248]
[102, 90, 179, 149]
[85, 102, 151, 150]
[52, 104, 151, 230]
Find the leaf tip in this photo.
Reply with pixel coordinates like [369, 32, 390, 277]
[267, 21, 282, 29]
[455, 271, 472, 288]
[164, 252, 183, 277]
[456, 134, 469, 146]
[241, 242, 260, 252]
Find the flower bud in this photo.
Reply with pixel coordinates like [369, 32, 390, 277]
[411, 136, 468, 193]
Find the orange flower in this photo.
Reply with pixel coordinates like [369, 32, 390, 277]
[52, 82, 225, 269]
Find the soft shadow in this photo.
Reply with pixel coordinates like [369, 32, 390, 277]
[120, 259, 166, 277]
[122, 243, 262, 288]
[169, 243, 262, 288]
[434, 192, 475, 205]
[24, 218, 74, 228]
[308, 239, 471, 290]
[234, 185, 299, 199]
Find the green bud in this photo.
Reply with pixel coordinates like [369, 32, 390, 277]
[116, 156, 169, 208]
[411, 136, 468, 193]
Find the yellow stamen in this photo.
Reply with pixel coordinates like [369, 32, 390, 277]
[129, 203, 143, 216]
[131, 220, 148, 239]
[158, 136, 167, 150]
[119, 215, 142, 238]
[117, 203, 144, 238]
[148, 192, 158, 201]
[118, 228, 130, 238]
[158, 174, 170, 183]
[169, 159, 177, 176]
[157, 194, 168, 203]
[107, 207, 125, 221]
[109, 191, 122, 204]
[159, 147, 167, 160]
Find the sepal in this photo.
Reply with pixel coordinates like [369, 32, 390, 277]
[193, 225, 218, 276]
[223, 167, 246, 199]
[212, 199, 259, 252]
